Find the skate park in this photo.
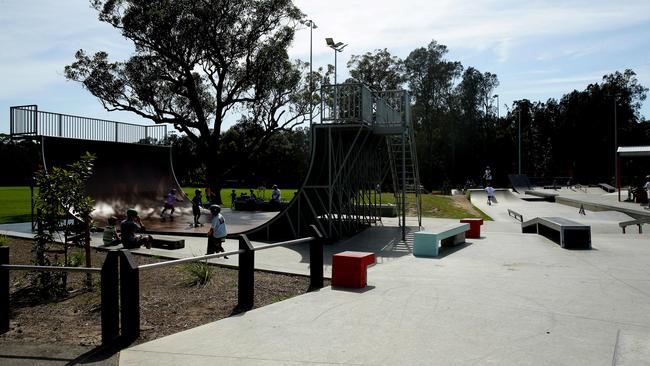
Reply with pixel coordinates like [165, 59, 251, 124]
[3, 86, 650, 366]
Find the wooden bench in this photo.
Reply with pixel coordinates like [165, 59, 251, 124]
[522, 217, 591, 249]
[413, 223, 470, 257]
[598, 183, 615, 193]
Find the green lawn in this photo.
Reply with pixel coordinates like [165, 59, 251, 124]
[0, 186, 488, 224]
[0, 186, 33, 224]
[181, 187, 297, 208]
[378, 192, 491, 220]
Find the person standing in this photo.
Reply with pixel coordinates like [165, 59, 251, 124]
[643, 175, 650, 210]
[485, 185, 496, 206]
[271, 185, 281, 202]
[207, 205, 228, 258]
[483, 166, 493, 187]
[191, 189, 203, 227]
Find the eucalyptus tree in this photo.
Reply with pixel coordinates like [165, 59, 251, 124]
[65, 0, 317, 200]
[347, 48, 405, 91]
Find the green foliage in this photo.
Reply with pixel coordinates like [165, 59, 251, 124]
[347, 48, 405, 91]
[32, 153, 96, 297]
[183, 261, 215, 288]
[65, 0, 317, 194]
[69, 250, 85, 267]
[0, 235, 8, 247]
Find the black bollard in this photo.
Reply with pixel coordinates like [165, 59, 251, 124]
[309, 225, 324, 290]
[237, 235, 255, 311]
[119, 250, 140, 343]
[100, 250, 120, 345]
[0, 247, 9, 334]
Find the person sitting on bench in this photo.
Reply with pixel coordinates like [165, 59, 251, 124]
[121, 208, 152, 249]
[102, 216, 121, 246]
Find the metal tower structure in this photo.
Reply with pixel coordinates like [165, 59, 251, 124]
[243, 83, 422, 241]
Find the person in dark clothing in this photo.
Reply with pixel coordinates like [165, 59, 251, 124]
[191, 189, 203, 227]
[120, 208, 152, 249]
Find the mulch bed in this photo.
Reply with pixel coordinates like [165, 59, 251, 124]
[0, 237, 326, 348]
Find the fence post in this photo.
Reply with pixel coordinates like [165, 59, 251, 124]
[101, 250, 120, 345]
[119, 250, 140, 343]
[238, 235, 255, 311]
[115, 123, 119, 143]
[0, 246, 9, 334]
[309, 225, 324, 290]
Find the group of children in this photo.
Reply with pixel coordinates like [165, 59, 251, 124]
[103, 203, 228, 257]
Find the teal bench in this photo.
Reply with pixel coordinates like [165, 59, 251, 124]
[413, 223, 470, 257]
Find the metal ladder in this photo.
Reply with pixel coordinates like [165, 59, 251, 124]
[387, 126, 422, 239]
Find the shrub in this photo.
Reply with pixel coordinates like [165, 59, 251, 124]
[183, 261, 215, 287]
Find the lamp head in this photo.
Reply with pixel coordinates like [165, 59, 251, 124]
[326, 38, 335, 47]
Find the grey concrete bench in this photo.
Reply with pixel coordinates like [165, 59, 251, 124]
[413, 223, 470, 257]
[598, 183, 615, 193]
[522, 217, 591, 249]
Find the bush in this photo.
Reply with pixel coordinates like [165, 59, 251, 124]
[183, 261, 215, 287]
[0, 235, 7, 246]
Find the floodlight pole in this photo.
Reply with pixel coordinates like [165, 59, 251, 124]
[307, 20, 316, 128]
[613, 96, 619, 201]
[494, 94, 499, 118]
[518, 108, 522, 175]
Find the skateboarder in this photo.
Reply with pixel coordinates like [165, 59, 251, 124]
[191, 189, 203, 227]
[485, 185, 496, 205]
[161, 188, 182, 221]
[207, 205, 228, 258]
[121, 208, 152, 249]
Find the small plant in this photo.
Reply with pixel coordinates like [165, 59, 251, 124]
[183, 261, 215, 287]
[0, 235, 8, 246]
[69, 250, 85, 267]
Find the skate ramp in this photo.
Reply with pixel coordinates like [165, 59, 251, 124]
[40, 136, 231, 235]
[470, 188, 635, 234]
[508, 174, 533, 193]
[242, 124, 389, 242]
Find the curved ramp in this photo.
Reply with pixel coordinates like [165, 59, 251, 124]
[40, 136, 213, 235]
[244, 124, 389, 241]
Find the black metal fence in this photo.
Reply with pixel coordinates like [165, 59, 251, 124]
[0, 225, 324, 346]
[10, 105, 167, 144]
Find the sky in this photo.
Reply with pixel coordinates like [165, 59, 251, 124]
[1, 0, 649, 134]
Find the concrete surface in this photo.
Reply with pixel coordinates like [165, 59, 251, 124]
[4, 191, 650, 365]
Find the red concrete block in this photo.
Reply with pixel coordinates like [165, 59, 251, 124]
[460, 218, 483, 238]
[332, 251, 375, 288]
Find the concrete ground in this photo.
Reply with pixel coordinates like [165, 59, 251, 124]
[4, 190, 650, 365]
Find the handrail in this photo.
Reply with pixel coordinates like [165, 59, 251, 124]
[0, 264, 101, 273]
[508, 209, 523, 222]
[138, 235, 316, 271]
[139, 249, 245, 270]
[9, 105, 167, 144]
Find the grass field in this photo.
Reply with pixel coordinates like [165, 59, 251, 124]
[0, 186, 489, 224]
[181, 187, 298, 208]
[0, 187, 34, 224]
